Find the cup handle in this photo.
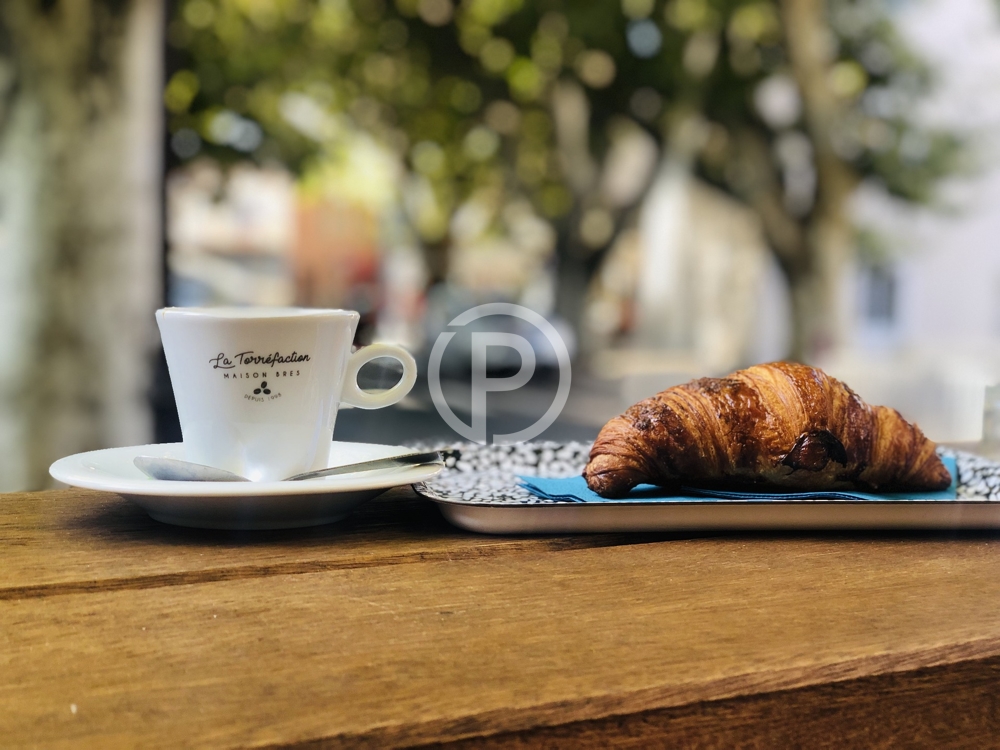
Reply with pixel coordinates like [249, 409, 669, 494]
[341, 343, 418, 410]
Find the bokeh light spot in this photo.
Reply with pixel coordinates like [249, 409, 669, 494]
[480, 38, 516, 73]
[463, 126, 500, 161]
[182, 0, 215, 29]
[170, 128, 202, 159]
[418, 0, 453, 26]
[164, 70, 200, 113]
[683, 31, 719, 77]
[206, 110, 263, 152]
[575, 50, 616, 88]
[626, 20, 662, 58]
[728, 3, 781, 43]
[484, 100, 522, 135]
[665, 0, 715, 31]
[507, 58, 545, 101]
[411, 140, 447, 175]
[531, 35, 563, 71]
[622, 0, 655, 20]
[829, 61, 868, 99]
[754, 75, 801, 129]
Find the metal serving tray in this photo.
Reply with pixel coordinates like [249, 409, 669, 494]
[413, 443, 1000, 535]
[425, 495, 1000, 535]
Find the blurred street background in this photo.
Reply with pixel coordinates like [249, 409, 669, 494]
[1, 0, 999, 489]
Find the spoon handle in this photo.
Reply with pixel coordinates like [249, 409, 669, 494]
[284, 451, 443, 481]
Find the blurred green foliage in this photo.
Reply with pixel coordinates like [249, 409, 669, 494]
[166, 0, 960, 279]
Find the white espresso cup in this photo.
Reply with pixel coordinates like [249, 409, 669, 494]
[156, 307, 417, 481]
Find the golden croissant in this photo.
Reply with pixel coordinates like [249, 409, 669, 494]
[584, 362, 951, 498]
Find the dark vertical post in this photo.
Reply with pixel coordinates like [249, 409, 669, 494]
[152, 0, 182, 443]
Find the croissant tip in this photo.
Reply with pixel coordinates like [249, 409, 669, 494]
[931, 459, 954, 490]
[583, 469, 629, 499]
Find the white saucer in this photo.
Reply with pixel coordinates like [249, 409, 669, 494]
[49, 441, 443, 530]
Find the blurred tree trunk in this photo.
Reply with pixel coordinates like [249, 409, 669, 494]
[726, 0, 858, 363]
[550, 81, 599, 340]
[780, 0, 858, 362]
[550, 80, 659, 350]
[0, 0, 163, 489]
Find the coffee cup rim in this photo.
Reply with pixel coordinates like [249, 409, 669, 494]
[156, 306, 361, 320]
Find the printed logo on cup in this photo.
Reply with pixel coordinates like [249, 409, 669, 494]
[428, 303, 571, 445]
[209, 349, 312, 403]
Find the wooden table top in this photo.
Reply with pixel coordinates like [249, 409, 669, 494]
[3, 485, 1000, 748]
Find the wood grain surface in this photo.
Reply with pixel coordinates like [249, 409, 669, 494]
[2, 487, 1000, 748]
[431, 657, 1000, 749]
[0, 488, 661, 598]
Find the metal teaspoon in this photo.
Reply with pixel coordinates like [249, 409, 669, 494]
[133, 451, 443, 482]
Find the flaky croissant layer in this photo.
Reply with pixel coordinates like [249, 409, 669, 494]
[584, 362, 952, 498]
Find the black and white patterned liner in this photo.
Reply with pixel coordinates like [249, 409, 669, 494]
[411, 442, 591, 505]
[947, 448, 1000, 500]
[412, 442, 1000, 506]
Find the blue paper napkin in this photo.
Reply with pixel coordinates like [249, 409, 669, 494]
[518, 456, 958, 503]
